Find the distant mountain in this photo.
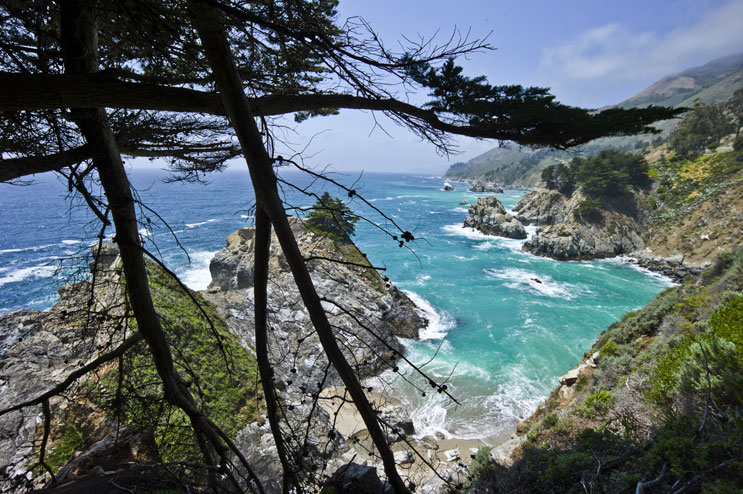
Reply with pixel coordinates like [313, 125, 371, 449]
[445, 53, 743, 185]
[621, 53, 743, 108]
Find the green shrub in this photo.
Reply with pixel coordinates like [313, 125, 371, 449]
[576, 197, 602, 219]
[304, 192, 358, 241]
[733, 134, 743, 151]
[467, 446, 494, 481]
[542, 413, 559, 429]
[579, 390, 614, 417]
[600, 340, 618, 357]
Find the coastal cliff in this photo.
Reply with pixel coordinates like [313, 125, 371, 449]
[469, 248, 743, 493]
[0, 222, 429, 492]
[514, 189, 645, 261]
[463, 197, 527, 239]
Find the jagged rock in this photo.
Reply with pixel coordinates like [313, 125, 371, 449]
[204, 220, 427, 387]
[443, 183, 455, 191]
[519, 190, 645, 260]
[512, 189, 571, 225]
[0, 311, 44, 360]
[393, 450, 414, 465]
[628, 249, 704, 282]
[489, 436, 524, 467]
[378, 285, 426, 339]
[463, 197, 527, 239]
[201, 220, 427, 490]
[459, 200, 468, 205]
[324, 462, 385, 494]
[0, 252, 126, 492]
[208, 228, 259, 290]
[468, 180, 504, 193]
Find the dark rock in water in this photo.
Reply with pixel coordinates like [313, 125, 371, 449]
[325, 462, 386, 494]
[516, 189, 644, 261]
[459, 200, 468, 205]
[628, 250, 704, 282]
[469, 180, 504, 193]
[443, 183, 455, 191]
[464, 197, 527, 239]
[531, 278, 542, 284]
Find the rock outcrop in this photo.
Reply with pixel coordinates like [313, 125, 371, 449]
[468, 180, 504, 193]
[202, 219, 428, 489]
[515, 190, 645, 260]
[463, 197, 527, 239]
[626, 250, 704, 282]
[512, 189, 572, 226]
[0, 250, 126, 491]
[0, 224, 428, 493]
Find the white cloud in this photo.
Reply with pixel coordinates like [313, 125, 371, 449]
[540, 0, 743, 82]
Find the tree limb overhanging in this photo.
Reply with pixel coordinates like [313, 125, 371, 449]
[0, 0, 691, 491]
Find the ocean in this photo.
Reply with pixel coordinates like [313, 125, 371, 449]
[0, 167, 672, 442]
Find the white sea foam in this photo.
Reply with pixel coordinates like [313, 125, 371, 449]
[60, 239, 82, 245]
[403, 291, 456, 340]
[410, 392, 452, 439]
[484, 267, 581, 299]
[473, 241, 496, 251]
[415, 274, 431, 285]
[180, 250, 218, 290]
[0, 265, 56, 287]
[441, 224, 492, 241]
[185, 218, 218, 229]
[608, 256, 677, 285]
[451, 207, 469, 213]
[138, 228, 151, 238]
[0, 243, 58, 255]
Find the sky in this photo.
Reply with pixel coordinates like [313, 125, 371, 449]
[130, 0, 742, 176]
[266, 0, 743, 175]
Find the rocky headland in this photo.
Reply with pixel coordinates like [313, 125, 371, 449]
[468, 180, 504, 193]
[463, 197, 527, 239]
[514, 189, 645, 262]
[0, 220, 479, 493]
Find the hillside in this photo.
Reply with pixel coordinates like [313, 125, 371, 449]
[445, 53, 743, 185]
[470, 248, 743, 493]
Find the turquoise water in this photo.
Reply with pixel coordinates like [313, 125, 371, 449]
[0, 169, 671, 441]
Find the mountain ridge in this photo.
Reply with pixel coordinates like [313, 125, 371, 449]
[445, 52, 743, 185]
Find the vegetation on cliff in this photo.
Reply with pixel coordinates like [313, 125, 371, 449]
[468, 249, 743, 493]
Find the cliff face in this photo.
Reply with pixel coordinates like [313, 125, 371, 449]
[513, 189, 645, 261]
[0, 224, 428, 493]
[463, 197, 527, 239]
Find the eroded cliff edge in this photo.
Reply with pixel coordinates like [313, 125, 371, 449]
[0, 221, 430, 493]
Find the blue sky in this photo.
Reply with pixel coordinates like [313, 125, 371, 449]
[266, 0, 742, 175]
[127, 0, 741, 176]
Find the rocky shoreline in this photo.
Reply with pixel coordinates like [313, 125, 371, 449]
[462, 189, 705, 282]
[0, 221, 485, 493]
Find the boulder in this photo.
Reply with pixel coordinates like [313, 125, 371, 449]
[325, 462, 386, 494]
[469, 180, 504, 193]
[463, 197, 527, 239]
[443, 183, 454, 191]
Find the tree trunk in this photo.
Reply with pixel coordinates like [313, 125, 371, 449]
[59, 2, 265, 492]
[188, 2, 410, 492]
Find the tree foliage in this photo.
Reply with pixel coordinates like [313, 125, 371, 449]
[543, 150, 651, 199]
[304, 192, 358, 241]
[669, 100, 736, 158]
[0, 1, 689, 492]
